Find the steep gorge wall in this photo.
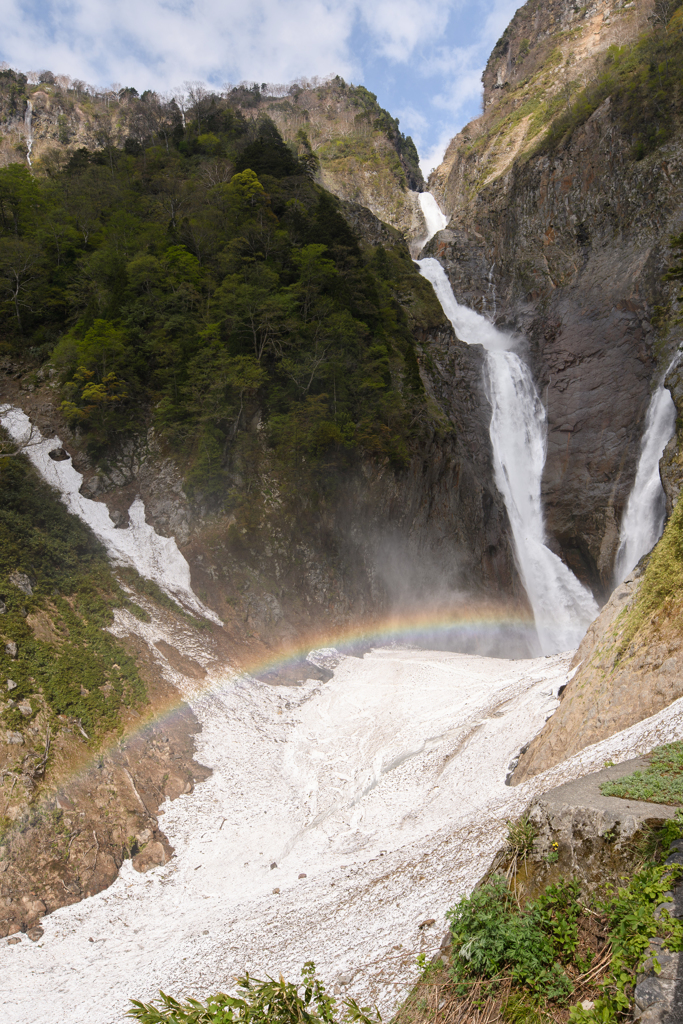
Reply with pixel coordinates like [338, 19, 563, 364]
[426, 0, 683, 600]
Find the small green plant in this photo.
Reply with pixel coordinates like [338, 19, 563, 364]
[601, 742, 683, 805]
[127, 963, 381, 1024]
[501, 994, 543, 1024]
[505, 815, 535, 858]
[446, 875, 579, 1002]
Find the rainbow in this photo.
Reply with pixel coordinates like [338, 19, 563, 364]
[47, 600, 539, 795]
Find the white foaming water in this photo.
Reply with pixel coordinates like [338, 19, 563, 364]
[418, 258, 598, 654]
[418, 192, 448, 244]
[24, 100, 33, 166]
[0, 405, 221, 623]
[614, 372, 677, 584]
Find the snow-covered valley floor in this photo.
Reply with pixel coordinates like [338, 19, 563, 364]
[3, 637, 683, 1024]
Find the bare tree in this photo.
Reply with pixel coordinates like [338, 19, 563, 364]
[652, 0, 675, 31]
[200, 159, 233, 187]
[185, 80, 211, 133]
[170, 87, 188, 128]
[0, 418, 42, 459]
[0, 238, 38, 329]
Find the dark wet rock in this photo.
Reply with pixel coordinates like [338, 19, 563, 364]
[255, 658, 333, 686]
[47, 447, 69, 462]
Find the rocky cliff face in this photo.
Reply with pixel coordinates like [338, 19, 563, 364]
[249, 80, 426, 238]
[0, 72, 426, 242]
[425, 0, 683, 600]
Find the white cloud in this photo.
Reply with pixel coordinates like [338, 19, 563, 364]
[0, 0, 361, 90]
[360, 0, 454, 62]
[420, 128, 459, 176]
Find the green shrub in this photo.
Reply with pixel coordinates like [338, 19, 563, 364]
[446, 875, 580, 1001]
[127, 963, 380, 1024]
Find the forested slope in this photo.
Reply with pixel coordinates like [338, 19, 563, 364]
[0, 109, 435, 488]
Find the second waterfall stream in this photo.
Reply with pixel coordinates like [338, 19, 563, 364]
[418, 257, 598, 654]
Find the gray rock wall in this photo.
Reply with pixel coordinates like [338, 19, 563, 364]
[425, 103, 683, 599]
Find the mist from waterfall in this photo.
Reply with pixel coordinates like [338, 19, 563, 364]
[614, 369, 677, 584]
[418, 255, 598, 654]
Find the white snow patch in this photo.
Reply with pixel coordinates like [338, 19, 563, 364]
[3, 631, 681, 1024]
[0, 405, 221, 624]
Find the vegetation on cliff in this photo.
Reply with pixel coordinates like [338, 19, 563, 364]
[251, 78, 424, 235]
[0, 104, 440, 501]
[0, 451, 147, 746]
[615, 484, 683, 659]
[538, 1, 683, 159]
[432, 0, 683, 205]
[601, 741, 683, 804]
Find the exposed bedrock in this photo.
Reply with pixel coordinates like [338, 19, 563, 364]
[425, 101, 683, 600]
[334, 329, 520, 616]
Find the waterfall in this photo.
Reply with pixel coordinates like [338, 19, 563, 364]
[24, 100, 33, 166]
[418, 256, 599, 654]
[418, 191, 448, 243]
[613, 368, 677, 584]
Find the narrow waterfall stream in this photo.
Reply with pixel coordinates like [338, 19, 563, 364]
[614, 367, 677, 584]
[24, 100, 33, 166]
[418, 257, 598, 654]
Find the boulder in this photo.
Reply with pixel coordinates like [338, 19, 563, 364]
[131, 841, 169, 873]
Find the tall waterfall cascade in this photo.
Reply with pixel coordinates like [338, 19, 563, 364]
[418, 191, 448, 241]
[614, 367, 677, 584]
[418, 255, 599, 655]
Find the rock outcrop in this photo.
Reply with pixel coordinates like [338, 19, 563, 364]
[513, 554, 683, 784]
[425, 0, 683, 598]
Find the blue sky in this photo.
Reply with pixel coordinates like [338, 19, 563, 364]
[0, 0, 522, 173]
